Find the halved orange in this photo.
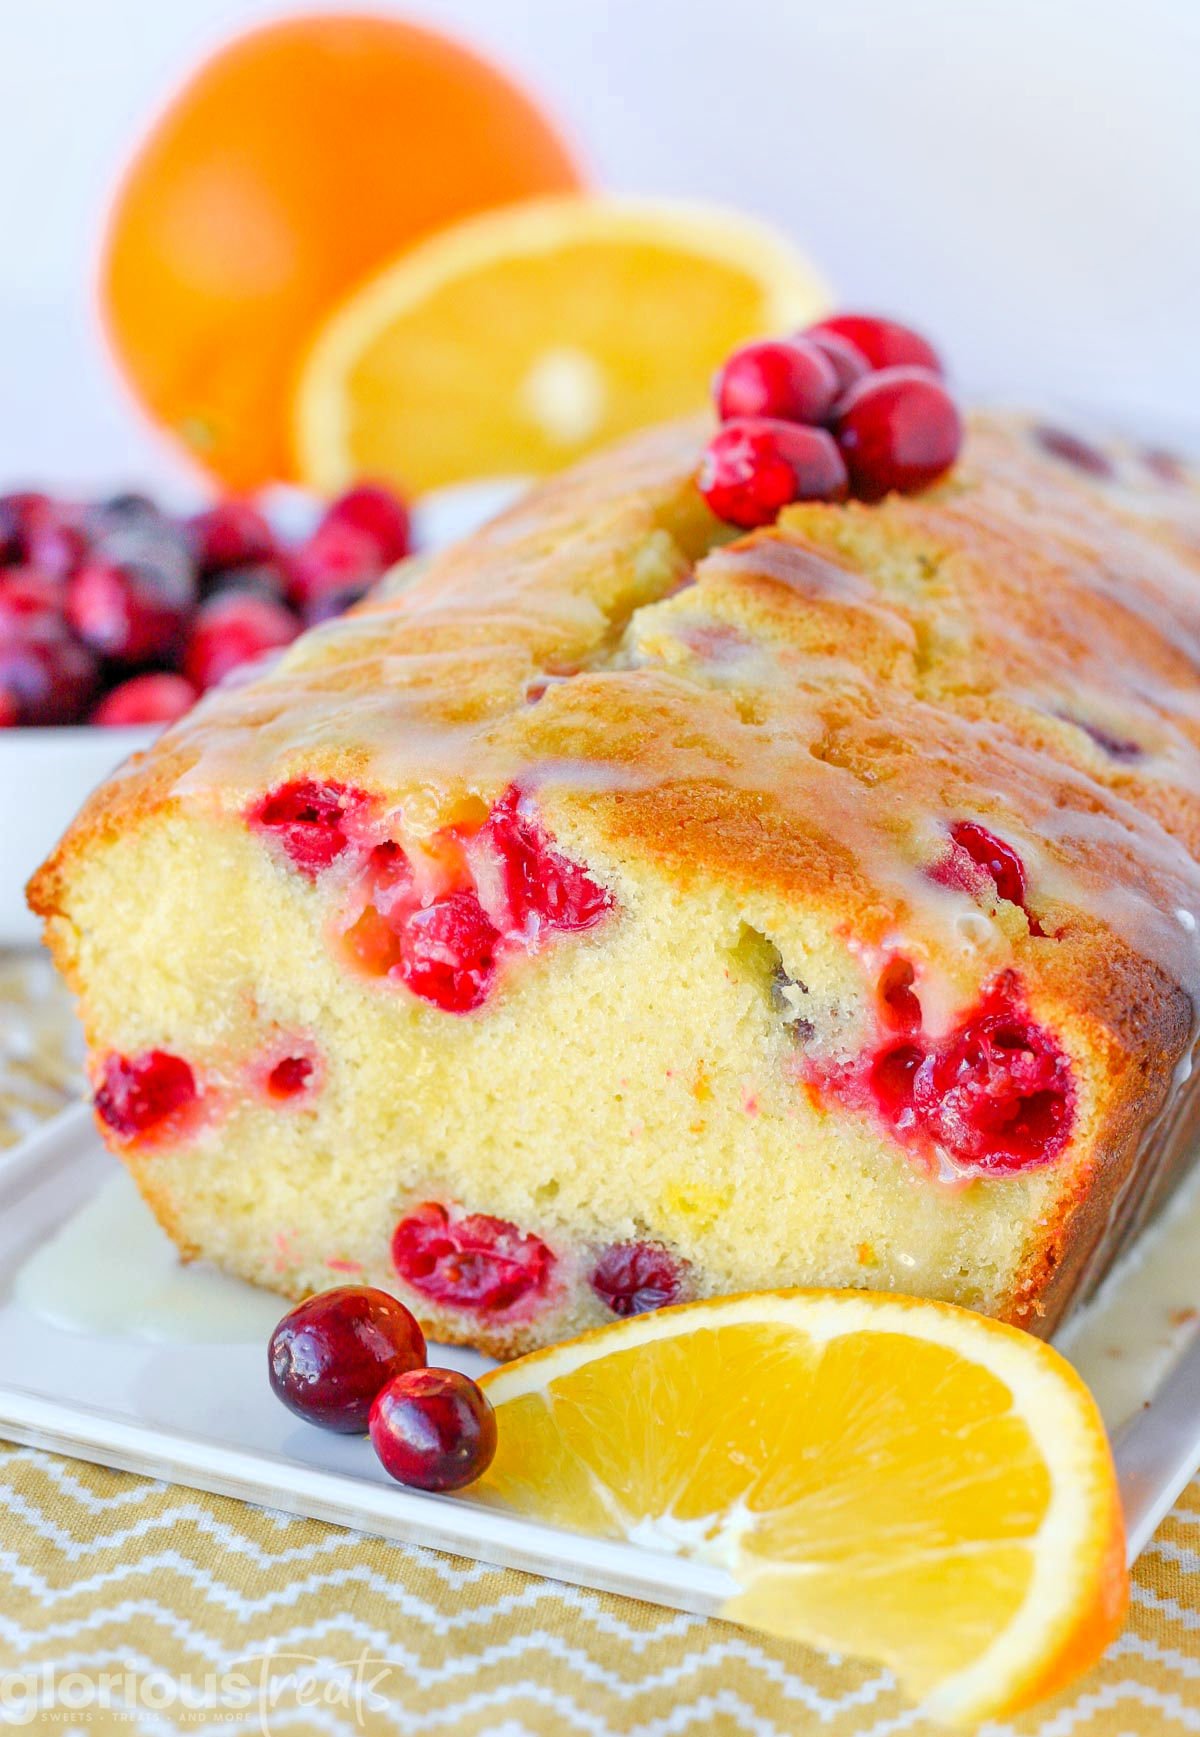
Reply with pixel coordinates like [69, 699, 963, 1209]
[294, 196, 830, 495]
[475, 1290, 1127, 1727]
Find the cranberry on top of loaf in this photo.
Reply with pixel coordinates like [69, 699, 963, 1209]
[29, 378, 1200, 1358]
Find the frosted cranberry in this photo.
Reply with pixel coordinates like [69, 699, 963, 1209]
[479, 788, 612, 938]
[91, 672, 198, 727]
[184, 591, 299, 690]
[591, 1243, 685, 1316]
[269, 1286, 426, 1433]
[911, 989, 1074, 1173]
[1033, 426, 1113, 479]
[392, 1202, 554, 1314]
[25, 517, 86, 582]
[370, 1367, 496, 1491]
[249, 779, 367, 876]
[267, 1055, 315, 1099]
[320, 484, 410, 567]
[804, 329, 871, 396]
[286, 520, 382, 612]
[204, 560, 290, 604]
[67, 557, 190, 664]
[714, 339, 839, 426]
[804, 313, 944, 377]
[0, 628, 98, 724]
[0, 492, 80, 568]
[187, 500, 275, 573]
[878, 957, 921, 1031]
[395, 891, 499, 1013]
[835, 368, 962, 501]
[94, 1050, 197, 1139]
[698, 419, 848, 528]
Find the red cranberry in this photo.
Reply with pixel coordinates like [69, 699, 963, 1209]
[0, 492, 81, 568]
[67, 557, 190, 664]
[0, 493, 51, 563]
[942, 821, 1028, 908]
[804, 313, 943, 377]
[204, 560, 290, 604]
[698, 418, 848, 529]
[286, 520, 383, 613]
[187, 500, 275, 573]
[714, 339, 839, 427]
[1142, 447, 1187, 487]
[302, 582, 371, 628]
[1033, 426, 1113, 480]
[591, 1243, 685, 1316]
[0, 691, 17, 728]
[478, 788, 612, 938]
[394, 891, 500, 1013]
[267, 1055, 315, 1099]
[911, 988, 1074, 1173]
[878, 957, 921, 1031]
[0, 569, 64, 636]
[0, 627, 98, 725]
[870, 1041, 924, 1126]
[834, 368, 962, 501]
[24, 517, 86, 582]
[90, 672, 198, 728]
[184, 591, 299, 690]
[392, 1202, 555, 1315]
[1069, 717, 1143, 762]
[320, 484, 410, 567]
[248, 779, 368, 877]
[94, 1049, 197, 1139]
[803, 329, 872, 396]
[369, 1366, 496, 1491]
[269, 1286, 426, 1433]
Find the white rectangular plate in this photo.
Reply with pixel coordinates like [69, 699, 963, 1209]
[0, 1104, 1197, 1618]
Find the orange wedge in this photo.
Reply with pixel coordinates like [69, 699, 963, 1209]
[475, 1290, 1127, 1727]
[294, 196, 830, 495]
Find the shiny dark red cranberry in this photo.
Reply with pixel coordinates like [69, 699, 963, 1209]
[267, 1055, 315, 1099]
[834, 368, 962, 501]
[286, 520, 383, 613]
[803, 330, 871, 396]
[94, 1050, 197, 1139]
[0, 492, 52, 563]
[248, 779, 367, 876]
[0, 690, 17, 727]
[479, 788, 612, 938]
[392, 1202, 555, 1314]
[369, 1366, 496, 1491]
[869, 1042, 924, 1127]
[394, 891, 500, 1012]
[187, 500, 276, 573]
[67, 557, 191, 664]
[1033, 426, 1113, 479]
[591, 1242, 685, 1316]
[320, 484, 411, 567]
[698, 418, 848, 529]
[0, 627, 98, 724]
[184, 591, 299, 690]
[714, 338, 839, 426]
[269, 1286, 426, 1433]
[804, 313, 943, 376]
[945, 821, 1028, 907]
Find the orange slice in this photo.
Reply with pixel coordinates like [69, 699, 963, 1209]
[294, 196, 830, 495]
[475, 1289, 1127, 1727]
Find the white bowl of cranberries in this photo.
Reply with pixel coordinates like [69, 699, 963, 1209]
[0, 481, 411, 943]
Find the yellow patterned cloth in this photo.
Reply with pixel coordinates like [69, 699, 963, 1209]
[1, 950, 1197, 1735]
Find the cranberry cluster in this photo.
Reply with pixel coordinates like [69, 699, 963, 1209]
[698, 312, 963, 528]
[269, 1285, 497, 1492]
[0, 482, 408, 728]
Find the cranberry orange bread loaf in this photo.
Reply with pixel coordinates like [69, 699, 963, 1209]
[30, 411, 1200, 1356]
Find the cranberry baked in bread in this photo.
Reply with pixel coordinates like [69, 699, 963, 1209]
[30, 399, 1200, 1357]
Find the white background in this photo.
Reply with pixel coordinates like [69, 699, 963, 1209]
[0, 0, 1196, 490]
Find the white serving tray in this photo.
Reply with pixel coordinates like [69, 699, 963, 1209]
[0, 1103, 1197, 1619]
